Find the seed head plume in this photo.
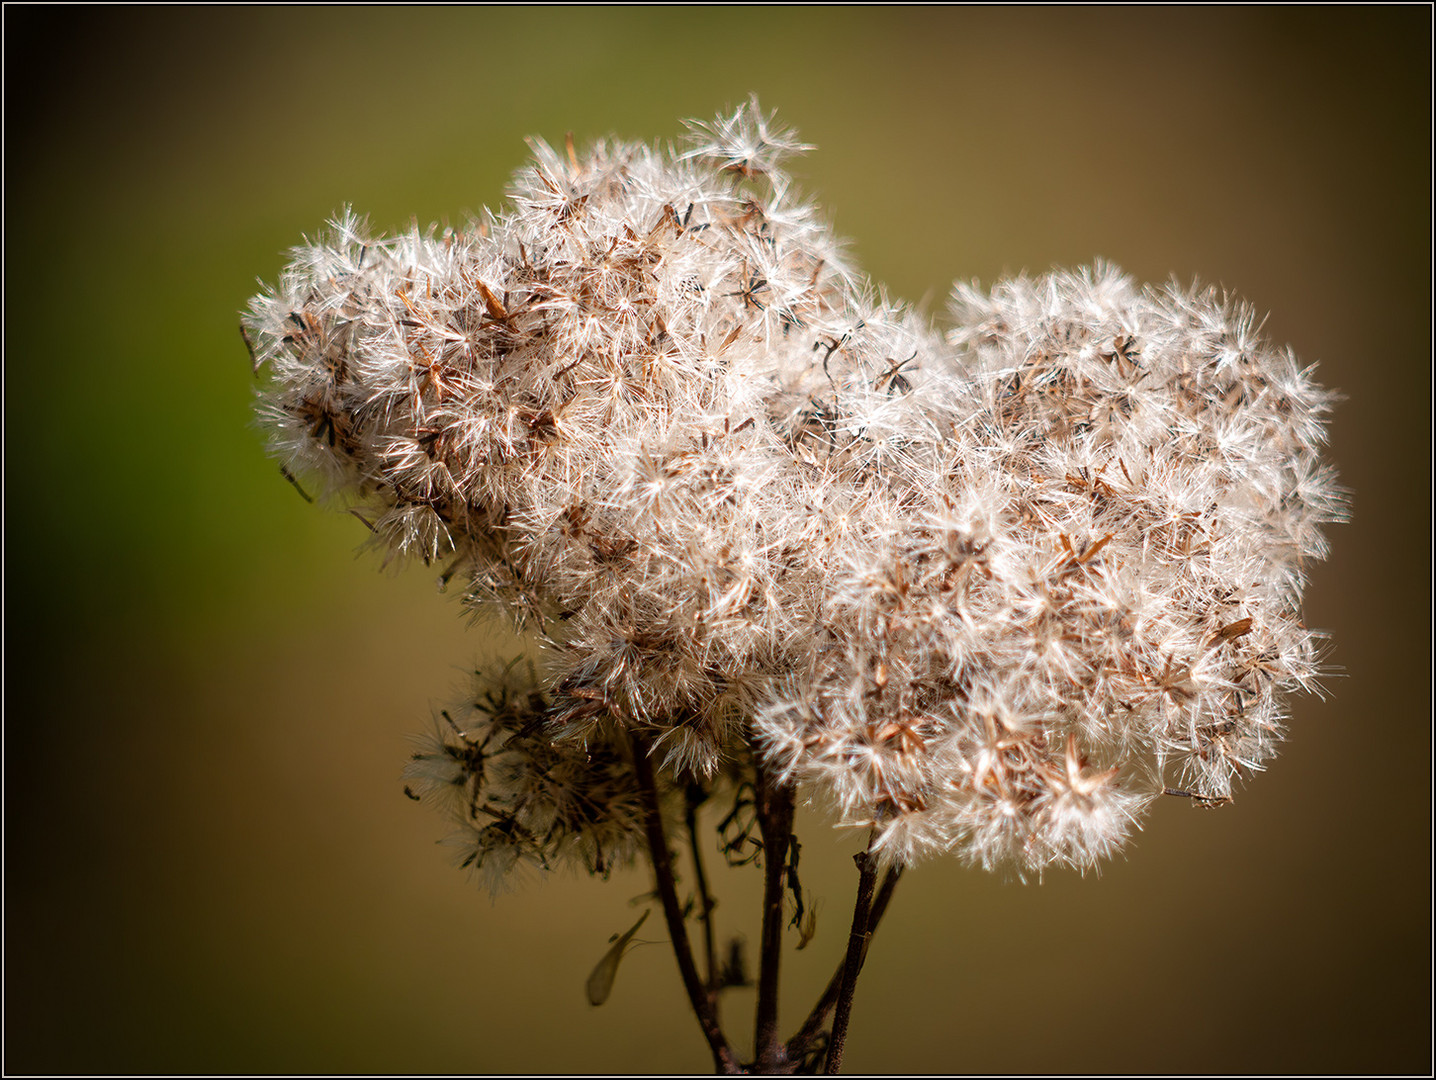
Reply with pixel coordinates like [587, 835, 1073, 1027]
[246, 99, 1342, 887]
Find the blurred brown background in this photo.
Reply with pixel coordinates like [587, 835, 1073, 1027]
[5, 7, 1429, 1074]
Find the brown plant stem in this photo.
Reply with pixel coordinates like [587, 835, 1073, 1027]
[821, 837, 881, 1075]
[785, 863, 903, 1064]
[753, 753, 797, 1071]
[684, 784, 719, 998]
[630, 731, 739, 1074]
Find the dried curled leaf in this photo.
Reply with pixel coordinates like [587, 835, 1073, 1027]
[585, 909, 650, 1007]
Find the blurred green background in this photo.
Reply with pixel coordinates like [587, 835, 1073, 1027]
[5, 7, 1429, 1074]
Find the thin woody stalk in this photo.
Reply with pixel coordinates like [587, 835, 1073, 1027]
[822, 837, 881, 1075]
[753, 751, 796, 1070]
[630, 732, 739, 1074]
[786, 865, 903, 1063]
[684, 785, 720, 999]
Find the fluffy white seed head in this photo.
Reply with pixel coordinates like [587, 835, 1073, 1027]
[755, 263, 1342, 874]
[249, 105, 1342, 881]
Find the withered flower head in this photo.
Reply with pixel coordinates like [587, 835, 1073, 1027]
[247, 100, 1342, 879]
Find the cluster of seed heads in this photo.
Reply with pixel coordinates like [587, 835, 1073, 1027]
[245, 99, 1342, 880]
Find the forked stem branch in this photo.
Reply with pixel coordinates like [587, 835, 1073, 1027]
[753, 753, 797, 1070]
[821, 836, 881, 1074]
[785, 864, 903, 1065]
[630, 732, 740, 1074]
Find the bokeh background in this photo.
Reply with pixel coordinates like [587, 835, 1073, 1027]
[6, 7, 1429, 1074]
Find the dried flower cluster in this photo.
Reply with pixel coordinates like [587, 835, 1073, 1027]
[401, 662, 649, 894]
[244, 100, 1341, 881]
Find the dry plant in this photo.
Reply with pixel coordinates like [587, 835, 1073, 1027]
[243, 98, 1343, 1074]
